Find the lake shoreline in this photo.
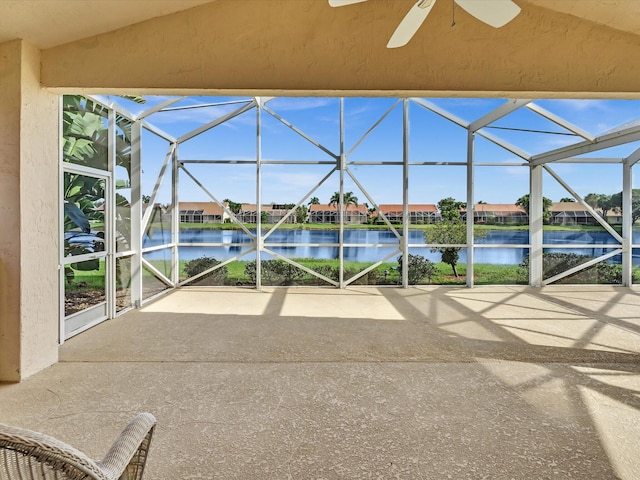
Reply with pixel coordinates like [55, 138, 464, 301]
[161, 222, 625, 233]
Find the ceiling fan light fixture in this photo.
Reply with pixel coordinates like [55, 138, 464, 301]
[328, 0, 522, 48]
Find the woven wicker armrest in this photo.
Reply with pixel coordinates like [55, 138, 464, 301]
[97, 413, 156, 480]
[0, 413, 156, 480]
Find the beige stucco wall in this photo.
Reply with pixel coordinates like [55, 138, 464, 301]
[41, 0, 640, 97]
[0, 40, 23, 381]
[0, 40, 59, 381]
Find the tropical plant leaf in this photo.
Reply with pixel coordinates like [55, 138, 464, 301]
[64, 202, 91, 233]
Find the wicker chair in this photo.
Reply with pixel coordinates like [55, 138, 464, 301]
[0, 413, 156, 480]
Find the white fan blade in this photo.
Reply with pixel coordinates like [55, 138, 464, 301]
[454, 0, 521, 28]
[387, 0, 436, 49]
[329, 0, 367, 7]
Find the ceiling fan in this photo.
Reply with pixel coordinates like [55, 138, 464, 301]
[329, 0, 521, 48]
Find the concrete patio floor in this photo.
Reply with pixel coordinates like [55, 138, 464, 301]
[1, 286, 639, 479]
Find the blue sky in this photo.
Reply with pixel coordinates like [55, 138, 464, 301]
[108, 95, 640, 207]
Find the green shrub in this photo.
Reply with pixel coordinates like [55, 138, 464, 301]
[244, 259, 305, 285]
[397, 254, 437, 285]
[519, 253, 621, 284]
[344, 268, 382, 285]
[184, 256, 228, 285]
[314, 264, 339, 281]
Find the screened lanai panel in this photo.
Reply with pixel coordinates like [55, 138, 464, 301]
[473, 135, 530, 225]
[535, 99, 640, 137]
[177, 107, 257, 160]
[143, 205, 172, 247]
[409, 165, 466, 221]
[485, 106, 581, 156]
[260, 99, 338, 163]
[422, 98, 505, 125]
[406, 159, 467, 286]
[408, 247, 466, 285]
[141, 126, 173, 218]
[263, 97, 340, 158]
[145, 96, 255, 140]
[260, 164, 338, 219]
[142, 264, 172, 300]
[473, 248, 529, 285]
[258, 253, 336, 287]
[64, 258, 106, 317]
[63, 173, 106, 258]
[344, 98, 403, 162]
[261, 248, 338, 286]
[62, 96, 109, 171]
[143, 247, 173, 283]
[115, 114, 133, 252]
[178, 163, 256, 235]
[409, 100, 469, 163]
[115, 255, 133, 312]
[541, 248, 623, 284]
[342, 247, 400, 286]
[633, 163, 640, 284]
[542, 164, 621, 242]
[180, 246, 255, 286]
[59, 94, 640, 299]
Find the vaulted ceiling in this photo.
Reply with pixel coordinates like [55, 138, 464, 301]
[2, 0, 639, 49]
[2, 0, 640, 97]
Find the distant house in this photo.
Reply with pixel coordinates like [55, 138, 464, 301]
[468, 204, 528, 225]
[377, 204, 439, 224]
[178, 202, 228, 223]
[236, 204, 297, 224]
[603, 207, 622, 225]
[550, 202, 599, 225]
[308, 204, 368, 224]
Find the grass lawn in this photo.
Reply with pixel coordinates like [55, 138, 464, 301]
[64, 254, 640, 291]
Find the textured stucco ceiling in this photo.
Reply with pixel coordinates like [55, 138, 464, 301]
[0, 0, 217, 49]
[1, 0, 640, 50]
[527, 0, 640, 36]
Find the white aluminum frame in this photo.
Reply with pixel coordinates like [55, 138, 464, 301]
[60, 93, 640, 329]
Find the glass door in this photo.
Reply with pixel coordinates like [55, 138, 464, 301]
[62, 169, 110, 338]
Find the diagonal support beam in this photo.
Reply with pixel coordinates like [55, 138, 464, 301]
[136, 96, 186, 120]
[542, 248, 622, 286]
[543, 165, 623, 243]
[526, 102, 595, 141]
[469, 99, 531, 133]
[532, 123, 640, 166]
[262, 105, 339, 160]
[345, 167, 402, 240]
[263, 167, 337, 241]
[180, 165, 256, 240]
[475, 129, 531, 160]
[140, 143, 175, 234]
[347, 99, 402, 157]
[410, 98, 470, 128]
[177, 100, 257, 143]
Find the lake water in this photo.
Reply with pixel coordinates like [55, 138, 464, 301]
[143, 228, 640, 265]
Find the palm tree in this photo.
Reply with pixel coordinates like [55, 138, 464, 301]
[329, 191, 359, 223]
[308, 196, 320, 206]
[515, 194, 553, 224]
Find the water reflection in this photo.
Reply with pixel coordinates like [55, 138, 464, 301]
[143, 228, 639, 265]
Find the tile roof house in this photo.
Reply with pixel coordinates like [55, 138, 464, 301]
[179, 202, 229, 223]
[308, 204, 368, 224]
[470, 204, 528, 225]
[376, 204, 439, 224]
[236, 204, 298, 224]
[550, 202, 600, 226]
